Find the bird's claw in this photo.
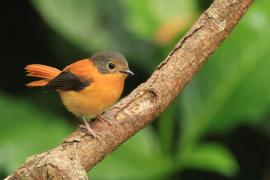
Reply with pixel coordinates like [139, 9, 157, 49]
[80, 119, 100, 139]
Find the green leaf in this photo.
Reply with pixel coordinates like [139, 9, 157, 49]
[180, 0, 270, 140]
[158, 97, 179, 155]
[183, 143, 238, 177]
[0, 93, 72, 173]
[177, 0, 270, 175]
[89, 127, 172, 179]
[120, 0, 197, 40]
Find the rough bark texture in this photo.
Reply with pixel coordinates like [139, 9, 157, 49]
[6, 0, 254, 179]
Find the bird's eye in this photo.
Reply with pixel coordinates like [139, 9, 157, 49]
[108, 63, 115, 70]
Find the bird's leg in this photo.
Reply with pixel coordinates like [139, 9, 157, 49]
[96, 114, 115, 125]
[79, 117, 100, 139]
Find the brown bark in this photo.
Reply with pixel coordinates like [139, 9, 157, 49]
[6, 0, 254, 179]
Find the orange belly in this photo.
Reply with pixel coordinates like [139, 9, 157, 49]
[59, 78, 124, 119]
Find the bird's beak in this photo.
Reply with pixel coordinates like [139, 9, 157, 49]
[119, 69, 134, 76]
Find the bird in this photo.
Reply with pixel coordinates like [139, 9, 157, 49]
[25, 51, 134, 138]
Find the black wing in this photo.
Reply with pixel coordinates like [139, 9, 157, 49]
[44, 71, 90, 91]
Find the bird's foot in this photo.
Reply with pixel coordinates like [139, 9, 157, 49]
[96, 114, 115, 125]
[80, 119, 100, 139]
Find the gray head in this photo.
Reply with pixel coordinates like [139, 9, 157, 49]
[90, 51, 134, 76]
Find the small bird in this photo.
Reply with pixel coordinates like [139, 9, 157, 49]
[25, 51, 134, 138]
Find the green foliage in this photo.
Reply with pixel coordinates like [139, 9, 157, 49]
[177, 0, 270, 175]
[31, 0, 156, 69]
[90, 128, 171, 179]
[2, 0, 270, 179]
[120, 0, 197, 40]
[31, 0, 197, 69]
[183, 143, 238, 177]
[0, 93, 72, 173]
[179, 0, 270, 156]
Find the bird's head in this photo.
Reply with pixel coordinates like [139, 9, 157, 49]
[90, 51, 134, 79]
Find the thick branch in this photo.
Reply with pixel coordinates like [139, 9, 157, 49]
[6, 0, 254, 179]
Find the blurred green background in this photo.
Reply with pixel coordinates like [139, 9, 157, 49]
[1, 0, 270, 179]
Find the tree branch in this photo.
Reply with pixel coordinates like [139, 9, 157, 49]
[6, 0, 254, 179]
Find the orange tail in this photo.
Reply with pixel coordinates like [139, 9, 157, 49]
[25, 64, 61, 87]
